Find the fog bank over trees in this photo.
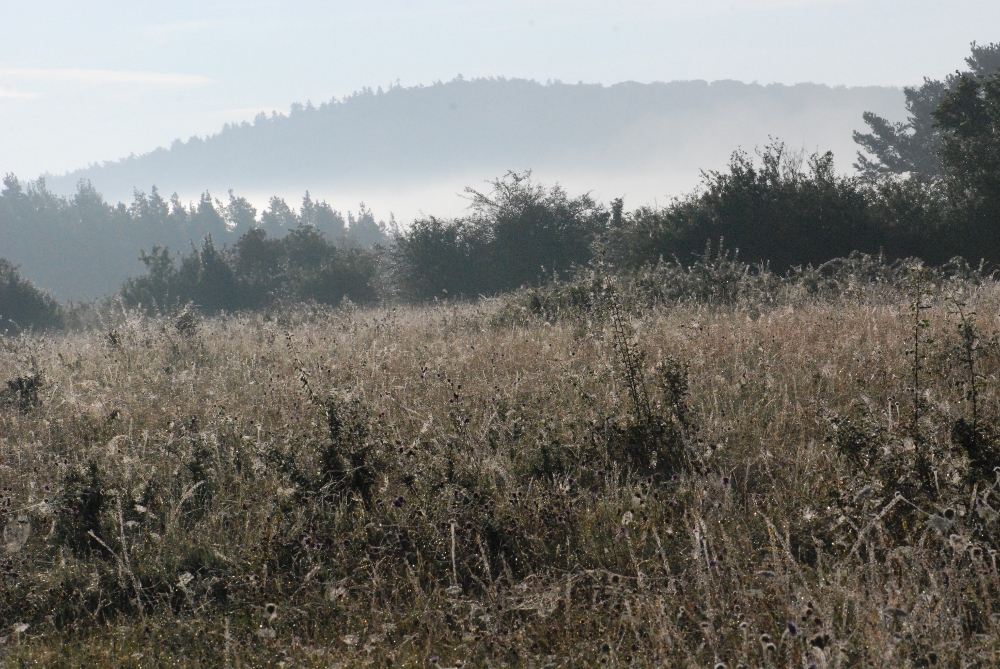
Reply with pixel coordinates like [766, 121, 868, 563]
[45, 78, 904, 217]
[1, 76, 909, 304]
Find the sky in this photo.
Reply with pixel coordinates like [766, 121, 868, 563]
[0, 0, 997, 189]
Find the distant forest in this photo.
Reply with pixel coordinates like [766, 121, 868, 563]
[5, 77, 903, 301]
[0, 179, 391, 300]
[2, 42, 999, 333]
[45, 76, 903, 205]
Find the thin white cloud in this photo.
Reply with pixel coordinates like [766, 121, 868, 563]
[692, 0, 853, 10]
[594, 0, 856, 17]
[0, 86, 41, 100]
[145, 20, 218, 39]
[0, 68, 211, 86]
[390, 0, 853, 13]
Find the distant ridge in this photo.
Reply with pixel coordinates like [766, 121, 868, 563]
[47, 77, 904, 209]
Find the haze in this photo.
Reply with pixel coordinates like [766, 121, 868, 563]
[1, 0, 997, 220]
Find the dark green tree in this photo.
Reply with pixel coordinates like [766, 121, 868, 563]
[606, 143, 880, 273]
[935, 70, 1000, 199]
[124, 223, 380, 313]
[854, 42, 1000, 180]
[300, 192, 346, 239]
[261, 196, 298, 232]
[933, 69, 1000, 260]
[225, 189, 259, 232]
[346, 204, 390, 249]
[230, 228, 280, 306]
[176, 235, 237, 313]
[464, 170, 606, 293]
[121, 246, 178, 311]
[390, 217, 481, 300]
[0, 258, 63, 333]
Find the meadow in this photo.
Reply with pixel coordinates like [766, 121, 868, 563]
[2, 262, 1000, 667]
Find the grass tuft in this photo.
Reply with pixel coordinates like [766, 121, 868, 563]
[3, 276, 1000, 665]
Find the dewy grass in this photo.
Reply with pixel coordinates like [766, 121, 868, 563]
[4, 284, 1000, 667]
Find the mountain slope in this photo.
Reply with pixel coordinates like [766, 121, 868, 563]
[48, 77, 904, 214]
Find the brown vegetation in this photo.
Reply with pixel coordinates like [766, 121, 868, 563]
[2, 276, 1000, 666]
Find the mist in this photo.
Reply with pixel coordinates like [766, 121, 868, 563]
[44, 78, 904, 223]
[8, 4, 1000, 663]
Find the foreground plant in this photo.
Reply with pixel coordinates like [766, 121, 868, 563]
[2, 281, 1000, 666]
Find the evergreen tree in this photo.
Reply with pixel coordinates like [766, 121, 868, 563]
[261, 196, 298, 232]
[299, 191, 346, 239]
[933, 68, 1000, 260]
[854, 42, 1000, 180]
[225, 189, 259, 232]
[935, 70, 1000, 198]
[346, 203, 389, 248]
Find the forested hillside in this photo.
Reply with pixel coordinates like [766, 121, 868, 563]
[2, 77, 903, 302]
[2, 44, 998, 321]
[44, 77, 903, 207]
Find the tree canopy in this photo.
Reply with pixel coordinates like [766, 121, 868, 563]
[0, 176, 391, 300]
[854, 42, 1000, 180]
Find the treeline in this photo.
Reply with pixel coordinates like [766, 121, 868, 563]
[49, 75, 901, 205]
[121, 228, 380, 313]
[3, 42, 1000, 330]
[118, 171, 604, 313]
[0, 176, 391, 300]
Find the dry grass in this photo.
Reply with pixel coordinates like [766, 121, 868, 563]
[2, 284, 1000, 667]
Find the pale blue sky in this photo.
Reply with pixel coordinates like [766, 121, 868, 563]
[0, 0, 996, 181]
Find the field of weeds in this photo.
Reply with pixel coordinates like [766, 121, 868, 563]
[3, 277, 1000, 667]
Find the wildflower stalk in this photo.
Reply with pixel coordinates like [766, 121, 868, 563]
[907, 265, 934, 431]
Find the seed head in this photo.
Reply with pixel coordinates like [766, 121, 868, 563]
[810, 633, 829, 649]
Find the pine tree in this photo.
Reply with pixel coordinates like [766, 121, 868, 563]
[854, 42, 1000, 180]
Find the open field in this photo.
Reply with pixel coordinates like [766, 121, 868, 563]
[3, 279, 1000, 667]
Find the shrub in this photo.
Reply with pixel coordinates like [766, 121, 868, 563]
[123, 225, 380, 314]
[0, 257, 63, 333]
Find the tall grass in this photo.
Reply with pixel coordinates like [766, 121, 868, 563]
[3, 275, 1000, 666]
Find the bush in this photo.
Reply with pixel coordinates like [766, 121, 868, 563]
[0, 257, 63, 333]
[123, 225, 380, 314]
[604, 143, 885, 273]
[391, 171, 607, 300]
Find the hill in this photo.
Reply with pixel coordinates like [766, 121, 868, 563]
[46, 77, 904, 216]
